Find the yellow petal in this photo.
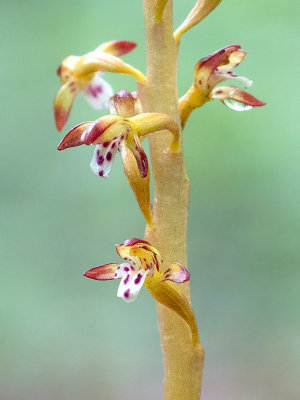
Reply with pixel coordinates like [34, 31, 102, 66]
[121, 143, 153, 226]
[146, 280, 200, 346]
[129, 113, 180, 153]
[174, 0, 222, 42]
[74, 53, 146, 83]
[54, 81, 79, 131]
[57, 55, 79, 84]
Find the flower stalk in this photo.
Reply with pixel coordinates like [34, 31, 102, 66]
[139, 1, 204, 399]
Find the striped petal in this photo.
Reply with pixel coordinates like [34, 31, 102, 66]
[211, 86, 266, 110]
[57, 121, 91, 150]
[162, 263, 190, 283]
[126, 136, 149, 178]
[83, 263, 119, 280]
[121, 143, 153, 225]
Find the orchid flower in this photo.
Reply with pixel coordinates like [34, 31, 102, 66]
[84, 238, 199, 345]
[109, 90, 152, 226]
[57, 112, 179, 179]
[54, 40, 145, 131]
[57, 111, 179, 225]
[179, 44, 266, 127]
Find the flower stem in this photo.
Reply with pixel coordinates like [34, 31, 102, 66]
[138, 1, 204, 399]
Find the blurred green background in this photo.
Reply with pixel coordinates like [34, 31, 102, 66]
[1, 1, 299, 399]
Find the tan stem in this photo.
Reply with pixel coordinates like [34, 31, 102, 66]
[138, 1, 204, 399]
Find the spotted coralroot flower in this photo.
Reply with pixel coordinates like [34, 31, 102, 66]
[179, 45, 266, 127]
[58, 112, 179, 179]
[84, 238, 199, 345]
[54, 40, 145, 131]
[109, 90, 152, 225]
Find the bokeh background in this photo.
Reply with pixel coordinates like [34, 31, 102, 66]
[1, 1, 299, 399]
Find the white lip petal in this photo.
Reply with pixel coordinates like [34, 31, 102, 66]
[82, 73, 114, 109]
[89, 139, 120, 178]
[116, 267, 149, 303]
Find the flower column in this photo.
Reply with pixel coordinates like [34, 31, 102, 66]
[138, 1, 204, 400]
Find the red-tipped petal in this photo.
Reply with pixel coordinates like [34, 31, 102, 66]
[123, 238, 151, 247]
[96, 40, 137, 57]
[84, 263, 119, 280]
[54, 81, 79, 131]
[163, 263, 190, 283]
[211, 86, 266, 108]
[57, 121, 92, 151]
[196, 45, 241, 71]
[81, 115, 122, 145]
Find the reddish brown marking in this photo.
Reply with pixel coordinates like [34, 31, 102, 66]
[106, 152, 112, 161]
[103, 141, 110, 148]
[134, 273, 142, 285]
[97, 155, 104, 166]
[124, 289, 130, 298]
[124, 274, 130, 285]
[124, 238, 150, 246]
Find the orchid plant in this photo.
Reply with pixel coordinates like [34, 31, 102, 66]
[54, 1, 265, 399]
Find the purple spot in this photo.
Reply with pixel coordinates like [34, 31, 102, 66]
[99, 170, 104, 177]
[228, 71, 233, 75]
[130, 266, 135, 271]
[124, 267, 129, 272]
[124, 274, 130, 285]
[111, 142, 116, 149]
[134, 273, 142, 285]
[97, 155, 104, 166]
[87, 85, 103, 98]
[106, 152, 112, 161]
[215, 90, 223, 94]
[103, 141, 110, 148]
[124, 289, 130, 299]
[124, 257, 128, 260]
